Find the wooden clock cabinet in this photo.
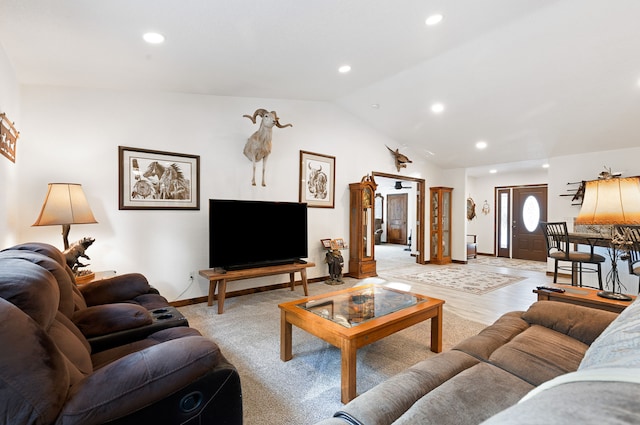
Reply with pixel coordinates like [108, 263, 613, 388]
[349, 176, 378, 278]
[430, 186, 452, 265]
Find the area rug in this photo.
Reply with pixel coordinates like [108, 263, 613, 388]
[469, 256, 547, 273]
[178, 282, 486, 425]
[380, 264, 526, 295]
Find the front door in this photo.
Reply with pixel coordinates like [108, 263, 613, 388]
[512, 186, 548, 261]
[387, 193, 408, 245]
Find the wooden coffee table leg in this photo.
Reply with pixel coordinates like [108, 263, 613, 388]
[431, 305, 443, 353]
[289, 272, 295, 291]
[280, 311, 293, 361]
[341, 339, 357, 403]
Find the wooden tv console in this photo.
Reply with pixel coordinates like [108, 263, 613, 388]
[199, 261, 315, 314]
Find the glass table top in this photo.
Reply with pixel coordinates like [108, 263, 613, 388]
[296, 285, 427, 328]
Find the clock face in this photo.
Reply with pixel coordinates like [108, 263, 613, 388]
[363, 188, 372, 208]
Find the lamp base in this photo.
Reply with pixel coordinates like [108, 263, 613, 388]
[597, 291, 633, 301]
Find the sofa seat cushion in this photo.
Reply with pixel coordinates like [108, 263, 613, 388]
[488, 324, 588, 386]
[335, 351, 481, 425]
[393, 362, 534, 425]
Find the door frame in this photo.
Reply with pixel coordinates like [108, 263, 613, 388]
[372, 172, 426, 264]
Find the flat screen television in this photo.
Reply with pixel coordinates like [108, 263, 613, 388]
[209, 199, 308, 270]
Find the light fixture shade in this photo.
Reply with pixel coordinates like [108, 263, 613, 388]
[575, 177, 640, 225]
[33, 183, 98, 226]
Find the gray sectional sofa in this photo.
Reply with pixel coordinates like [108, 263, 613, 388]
[316, 298, 640, 425]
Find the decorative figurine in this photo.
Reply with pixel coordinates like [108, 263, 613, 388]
[325, 249, 344, 284]
[63, 237, 95, 275]
[242, 108, 292, 187]
[386, 145, 412, 172]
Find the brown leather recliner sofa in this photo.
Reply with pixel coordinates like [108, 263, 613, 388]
[0, 242, 243, 424]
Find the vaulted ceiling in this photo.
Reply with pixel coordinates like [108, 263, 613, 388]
[1, 0, 639, 175]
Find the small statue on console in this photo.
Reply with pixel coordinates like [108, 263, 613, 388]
[325, 249, 344, 284]
[63, 237, 95, 275]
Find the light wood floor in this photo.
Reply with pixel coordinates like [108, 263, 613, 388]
[374, 244, 560, 325]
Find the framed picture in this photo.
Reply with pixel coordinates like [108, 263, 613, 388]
[118, 146, 200, 210]
[321, 238, 332, 249]
[299, 150, 335, 208]
[330, 238, 345, 250]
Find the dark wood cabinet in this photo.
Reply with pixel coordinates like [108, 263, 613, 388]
[349, 176, 378, 278]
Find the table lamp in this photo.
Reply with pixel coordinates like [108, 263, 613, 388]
[575, 175, 640, 300]
[32, 183, 98, 250]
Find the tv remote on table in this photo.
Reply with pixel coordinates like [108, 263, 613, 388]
[536, 286, 565, 293]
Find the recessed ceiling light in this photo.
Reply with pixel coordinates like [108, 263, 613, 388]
[431, 103, 445, 114]
[338, 65, 351, 73]
[476, 141, 487, 149]
[371, 103, 380, 109]
[143, 32, 165, 44]
[489, 169, 497, 174]
[542, 163, 550, 168]
[425, 14, 444, 26]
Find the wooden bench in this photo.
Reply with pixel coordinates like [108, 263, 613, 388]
[199, 261, 315, 314]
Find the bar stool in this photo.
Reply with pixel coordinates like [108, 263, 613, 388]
[540, 221, 605, 289]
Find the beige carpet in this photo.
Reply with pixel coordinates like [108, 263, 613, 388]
[179, 281, 486, 425]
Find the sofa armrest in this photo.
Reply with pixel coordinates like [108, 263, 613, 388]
[78, 273, 154, 306]
[60, 336, 240, 424]
[521, 301, 617, 345]
[72, 303, 152, 338]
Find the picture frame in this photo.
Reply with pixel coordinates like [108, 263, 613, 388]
[0, 113, 19, 163]
[321, 238, 332, 249]
[299, 150, 335, 208]
[118, 146, 200, 210]
[330, 238, 345, 250]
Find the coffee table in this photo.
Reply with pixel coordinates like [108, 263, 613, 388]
[278, 284, 445, 403]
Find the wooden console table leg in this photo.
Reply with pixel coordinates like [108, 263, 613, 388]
[217, 279, 227, 314]
[207, 280, 218, 307]
[280, 311, 293, 361]
[430, 305, 443, 353]
[300, 268, 309, 296]
[289, 272, 295, 291]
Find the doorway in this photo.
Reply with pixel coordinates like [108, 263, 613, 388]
[372, 172, 426, 265]
[496, 185, 548, 261]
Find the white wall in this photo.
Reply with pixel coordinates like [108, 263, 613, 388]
[0, 43, 20, 247]
[14, 85, 443, 301]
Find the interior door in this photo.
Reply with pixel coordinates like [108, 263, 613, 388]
[512, 186, 548, 261]
[387, 193, 408, 245]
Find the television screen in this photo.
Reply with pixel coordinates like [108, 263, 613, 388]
[209, 199, 308, 270]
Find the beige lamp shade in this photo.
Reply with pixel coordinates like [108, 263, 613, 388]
[575, 177, 640, 225]
[33, 183, 97, 226]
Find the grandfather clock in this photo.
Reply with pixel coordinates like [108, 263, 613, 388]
[349, 175, 378, 278]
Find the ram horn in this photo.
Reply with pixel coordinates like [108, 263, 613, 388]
[272, 111, 293, 128]
[242, 108, 269, 124]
